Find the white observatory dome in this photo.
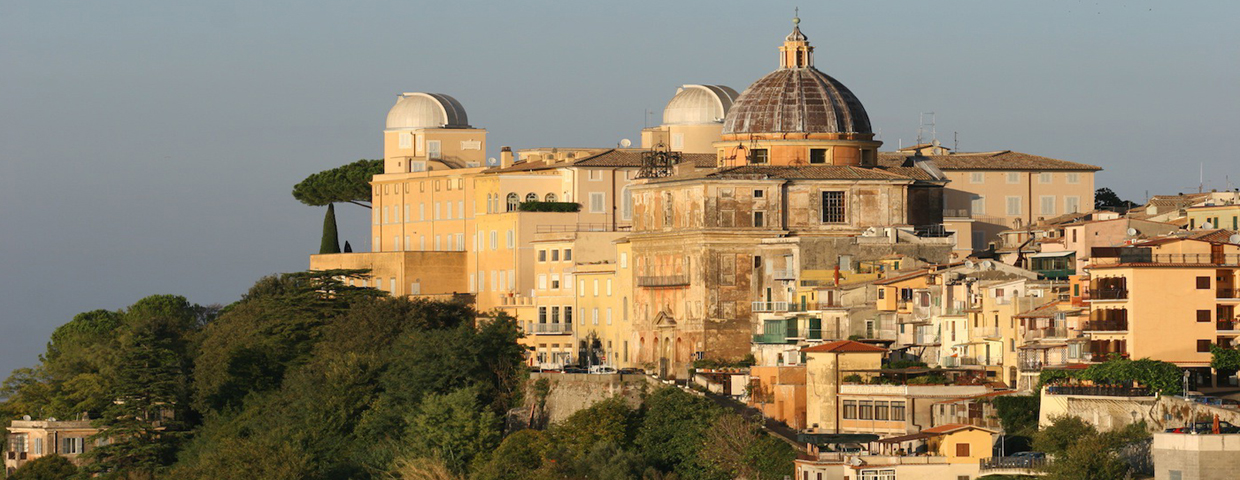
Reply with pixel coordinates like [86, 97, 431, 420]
[661, 85, 739, 125]
[385, 92, 470, 130]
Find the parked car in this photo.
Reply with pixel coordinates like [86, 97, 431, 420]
[1010, 452, 1046, 459]
[1165, 421, 1239, 434]
[618, 368, 644, 375]
[589, 366, 618, 374]
[562, 366, 588, 374]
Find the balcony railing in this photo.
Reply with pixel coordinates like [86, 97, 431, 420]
[531, 323, 572, 334]
[972, 327, 1001, 339]
[1045, 385, 1152, 397]
[6, 451, 28, 460]
[1220, 321, 1239, 332]
[1083, 320, 1128, 332]
[752, 301, 789, 313]
[1090, 288, 1129, 300]
[1024, 326, 1068, 340]
[753, 333, 790, 344]
[981, 456, 1048, 471]
[942, 208, 971, 218]
[771, 269, 796, 280]
[1019, 360, 1044, 372]
[637, 275, 689, 287]
[535, 223, 632, 233]
[1219, 288, 1240, 299]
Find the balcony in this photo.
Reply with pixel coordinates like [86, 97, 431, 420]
[1219, 288, 1240, 300]
[981, 456, 1049, 472]
[1090, 288, 1128, 301]
[752, 301, 790, 313]
[535, 223, 631, 233]
[1024, 326, 1068, 340]
[1019, 360, 1044, 372]
[752, 333, 791, 344]
[772, 269, 796, 280]
[1044, 385, 1152, 397]
[637, 275, 689, 287]
[1219, 320, 1239, 332]
[6, 451, 27, 460]
[972, 327, 1001, 339]
[1083, 320, 1128, 332]
[531, 322, 572, 334]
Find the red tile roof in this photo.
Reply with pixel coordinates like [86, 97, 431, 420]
[878, 150, 1101, 171]
[922, 423, 998, 435]
[801, 340, 887, 353]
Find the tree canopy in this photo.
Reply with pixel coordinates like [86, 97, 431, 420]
[292, 159, 383, 208]
[1095, 187, 1137, 211]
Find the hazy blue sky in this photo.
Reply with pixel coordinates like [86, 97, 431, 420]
[1, 1, 1237, 376]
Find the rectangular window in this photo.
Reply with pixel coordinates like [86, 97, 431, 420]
[427, 140, 441, 159]
[539, 306, 547, 323]
[565, 249, 573, 261]
[606, 308, 613, 325]
[606, 279, 613, 296]
[1006, 196, 1022, 216]
[419, 203, 425, 220]
[753, 189, 764, 198]
[620, 252, 627, 268]
[1067, 172, 1080, 184]
[843, 400, 857, 419]
[62, 437, 84, 455]
[822, 191, 846, 223]
[551, 250, 560, 262]
[890, 401, 905, 421]
[1198, 310, 1212, 322]
[1007, 172, 1020, 184]
[1040, 195, 1056, 215]
[592, 308, 599, 325]
[874, 401, 889, 420]
[859, 401, 874, 420]
[551, 306, 560, 323]
[31, 437, 42, 455]
[404, 204, 410, 222]
[565, 306, 573, 324]
[671, 132, 684, 150]
[538, 275, 547, 290]
[753, 211, 765, 227]
[551, 274, 560, 290]
[538, 250, 547, 262]
[446, 202, 453, 219]
[593, 279, 600, 296]
[1039, 172, 1053, 184]
[956, 443, 970, 458]
[590, 192, 605, 213]
[435, 202, 441, 220]
[1065, 196, 1081, 214]
[971, 195, 986, 215]
[490, 231, 498, 250]
[970, 172, 984, 184]
[399, 133, 412, 148]
[458, 200, 464, 218]
[1198, 340, 1212, 353]
[434, 236, 441, 251]
[809, 149, 827, 164]
[507, 230, 515, 249]
[1198, 276, 1211, 289]
[750, 149, 769, 164]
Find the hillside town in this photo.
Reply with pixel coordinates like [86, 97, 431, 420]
[7, 16, 1240, 480]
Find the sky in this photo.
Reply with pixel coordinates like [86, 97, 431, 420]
[1, 0, 1238, 377]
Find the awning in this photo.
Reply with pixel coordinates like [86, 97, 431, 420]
[1031, 251, 1075, 258]
[876, 432, 939, 444]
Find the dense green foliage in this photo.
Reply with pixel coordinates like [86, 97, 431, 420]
[292, 159, 383, 208]
[993, 394, 1040, 438]
[320, 203, 341, 254]
[6, 454, 79, 480]
[517, 201, 581, 212]
[1034, 416, 1149, 480]
[1094, 188, 1137, 211]
[0, 270, 782, 480]
[1210, 344, 1240, 373]
[1036, 356, 1182, 395]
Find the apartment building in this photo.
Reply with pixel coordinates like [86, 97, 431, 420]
[5, 417, 99, 474]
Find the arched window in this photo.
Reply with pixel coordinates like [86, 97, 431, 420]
[506, 193, 519, 212]
[545, 193, 558, 202]
[525, 193, 538, 203]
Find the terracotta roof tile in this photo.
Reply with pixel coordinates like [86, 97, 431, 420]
[878, 150, 1101, 171]
[922, 423, 998, 435]
[801, 340, 887, 353]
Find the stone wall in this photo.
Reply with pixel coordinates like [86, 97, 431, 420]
[1040, 390, 1240, 433]
[511, 373, 658, 429]
[1154, 433, 1240, 480]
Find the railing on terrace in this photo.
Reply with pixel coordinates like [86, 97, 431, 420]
[535, 223, 631, 233]
[942, 208, 971, 218]
[1091, 288, 1129, 300]
[752, 333, 790, 344]
[1083, 319, 1128, 331]
[752, 301, 789, 313]
[1124, 253, 1240, 265]
[972, 327, 1001, 338]
[1045, 385, 1152, 396]
[1218, 288, 1240, 299]
[913, 224, 952, 238]
[1019, 360, 1045, 372]
[981, 456, 1049, 471]
[531, 323, 572, 334]
[637, 275, 689, 287]
[1220, 320, 1239, 331]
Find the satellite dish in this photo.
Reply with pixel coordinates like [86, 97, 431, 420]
[1230, 234, 1240, 245]
[620, 138, 633, 148]
[1203, 221, 1214, 229]
[982, 260, 995, 270]
[487, 157, 496, 166]
[21, 415, 30, 421]
[964, 260, 976, 269]
[1126, 228, 1138, 236]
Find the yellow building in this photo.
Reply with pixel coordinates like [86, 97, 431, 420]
[5, 417, 99, 473]
[1187, 203, 1240, 231]
[1086, 237, 1240, 386]
[803, 340, 886, 434]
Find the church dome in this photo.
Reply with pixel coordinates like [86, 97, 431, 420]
[385, 92, 470, 130]
[721, 21, 871, 136]
[662, 85, 739, 125]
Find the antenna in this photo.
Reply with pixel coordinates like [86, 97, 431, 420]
[1200, 163, 1204, 193]
[917, 112, 936, 146]
[954, 131, 959, 152]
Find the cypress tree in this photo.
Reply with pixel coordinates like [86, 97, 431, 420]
[343, 241, 353, 253]
[320, 204, 341, 254]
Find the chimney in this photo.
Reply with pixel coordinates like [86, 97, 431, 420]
[500, 146, 513, 168]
